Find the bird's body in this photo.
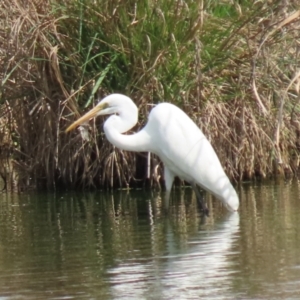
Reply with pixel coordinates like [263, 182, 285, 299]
[66, 94, 239, 213]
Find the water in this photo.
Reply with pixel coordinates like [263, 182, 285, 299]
[0, 180, 300, 299]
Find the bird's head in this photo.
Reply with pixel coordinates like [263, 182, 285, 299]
[65, 94, 137, 133]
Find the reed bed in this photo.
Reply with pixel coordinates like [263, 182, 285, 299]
[0, 0, 300, 190]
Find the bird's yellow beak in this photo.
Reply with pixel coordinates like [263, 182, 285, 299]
[65, 104, 105, 132]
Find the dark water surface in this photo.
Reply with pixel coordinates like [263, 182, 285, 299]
[0, 180, 300, 299]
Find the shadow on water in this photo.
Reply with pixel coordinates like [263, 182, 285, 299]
[0, 180, 299, 299]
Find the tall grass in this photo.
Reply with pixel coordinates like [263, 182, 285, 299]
[0, 0, 300, 190]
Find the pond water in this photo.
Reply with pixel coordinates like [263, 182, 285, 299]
[0, 180, 300, 299]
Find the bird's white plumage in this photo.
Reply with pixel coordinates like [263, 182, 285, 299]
[66, 93, 239, 212]
[142, 103, 239, 211]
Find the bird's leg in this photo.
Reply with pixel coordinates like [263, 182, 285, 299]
[164, 189, 171, 212]
[191, 183, 209, 216]
[163, 166, 175, 212]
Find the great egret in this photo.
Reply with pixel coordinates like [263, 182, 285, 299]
[66, 94, 239, 214]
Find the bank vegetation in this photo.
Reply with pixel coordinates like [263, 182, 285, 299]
[0, 0, 300, 191]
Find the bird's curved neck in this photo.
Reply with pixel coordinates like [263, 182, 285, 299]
[104, 123, 151, 152]
[103, 102, 152, 152]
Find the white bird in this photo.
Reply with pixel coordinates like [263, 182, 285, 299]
[66, 94, 239, 214]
